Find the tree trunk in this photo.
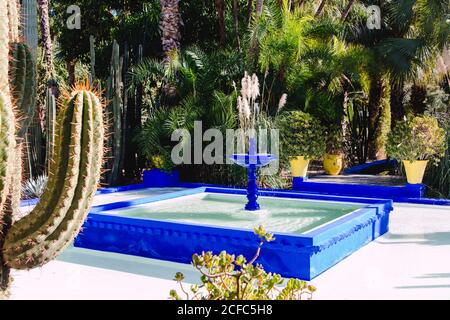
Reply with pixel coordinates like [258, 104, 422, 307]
[232, 0, 241, 51]
[341, 0, 355, 21]
[390, 81, 406, 127]
[67, 60, 76, 86]
[368, 74, 390, 160]
[215, 0, 225, 47]
[315, 0, 327, 17]
[38, 0, 54, 77]
[247, 0, 253, 25]
[410, 84, 427, 115]
[160, 0, 181, 63]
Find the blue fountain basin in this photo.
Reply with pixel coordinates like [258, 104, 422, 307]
[74, 187, 393, 280]
[230, 153, 277, 168]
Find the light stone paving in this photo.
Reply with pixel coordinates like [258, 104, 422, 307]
[8, 190, 450, 300]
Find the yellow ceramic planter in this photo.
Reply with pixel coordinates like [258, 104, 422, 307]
[403, 160, 429, 184]
[323, 154, 343, 176]
[290, 156, 310, 178]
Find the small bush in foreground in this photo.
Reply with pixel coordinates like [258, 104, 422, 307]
[170, 226, 316, 300]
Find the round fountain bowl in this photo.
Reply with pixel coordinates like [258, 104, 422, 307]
[230, 154, 277, 168]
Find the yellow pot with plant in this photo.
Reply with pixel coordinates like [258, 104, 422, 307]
[290, 156, 311, 178]
[387, 116, 447, 185]
[323, 154, 343, 176]
[323, 126, 344, 176]
[278, 111, 326, 178]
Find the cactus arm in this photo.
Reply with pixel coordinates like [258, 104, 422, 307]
[45, 86, 56, 167]
[18, 45, 36, 138]
[0, 0, 10, 94]
[5, 92, 82, 245]
[21, 0, 39, 57]
[0, 93, 15, 214]
[24, 92, 104, 266]
[7, 0, 19, 43]
[3, 89, 105, 269]
[10, 43, 26, 106]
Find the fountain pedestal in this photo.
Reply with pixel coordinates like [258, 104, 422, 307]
[245, 164, 260, 211]
[230, 153, 277, 212]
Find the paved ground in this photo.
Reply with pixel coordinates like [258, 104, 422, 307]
[8, 189, 450, 300]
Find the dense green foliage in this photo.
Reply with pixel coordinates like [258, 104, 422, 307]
[387, 116, 446, 164]
[277, 111, 327, 162]
[424, 87, 450, 197]
[36, 0, 450, 196]
[170, 226, 316, 300]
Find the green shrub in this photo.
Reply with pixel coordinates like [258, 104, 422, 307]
[170, 226, 316, 300]
[277, 111, 326, 164]
[325, 125, 344, 155]
[386, 116, 446, 165]
[424, 87, 450, 198]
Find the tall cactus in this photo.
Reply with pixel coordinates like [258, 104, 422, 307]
[107, 40, 122, 185]
[3, 87, 105, 269]
[0, 0, 105, 294]
[10, 42, 37, 139]
[45, 86, 56, 171]
[21, 0, 39, 57]
[89, 35, 96, 84]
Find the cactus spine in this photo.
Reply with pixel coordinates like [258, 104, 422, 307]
[0, 0, 105, 293]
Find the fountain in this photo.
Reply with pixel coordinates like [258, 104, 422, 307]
[230, 138, 276, 211]
[74, 73, 393, 280]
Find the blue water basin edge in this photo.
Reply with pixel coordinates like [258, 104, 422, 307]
[74, 187, 393, 281]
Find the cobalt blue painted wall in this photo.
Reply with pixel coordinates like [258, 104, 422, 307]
[292, 178, 425, 200]
[343, 159, 398, 174]
[142, 169, 180, 187]
[74, 188, 393, 280]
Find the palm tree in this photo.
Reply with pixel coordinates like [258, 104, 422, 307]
[315, 0, 327, 17]
[341, 0, 355, 21]
[344, 0, 449, 159]
[160, 0, 181, 62]
[38, 0, 54, 78]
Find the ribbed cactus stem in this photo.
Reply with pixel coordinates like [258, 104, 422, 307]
[0, 0, 15, 213]
[0, 93, 15, 217]
[108, 40, 122, 184]
[89, 35, 96, 83]
[45, 86, 56, 170]
[0, 0, 11, 94]
[21, 0, 39, 57]
[7, 0, 20, 43]
[10, 42, 37, 138]
[3, 87, 105, 269]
